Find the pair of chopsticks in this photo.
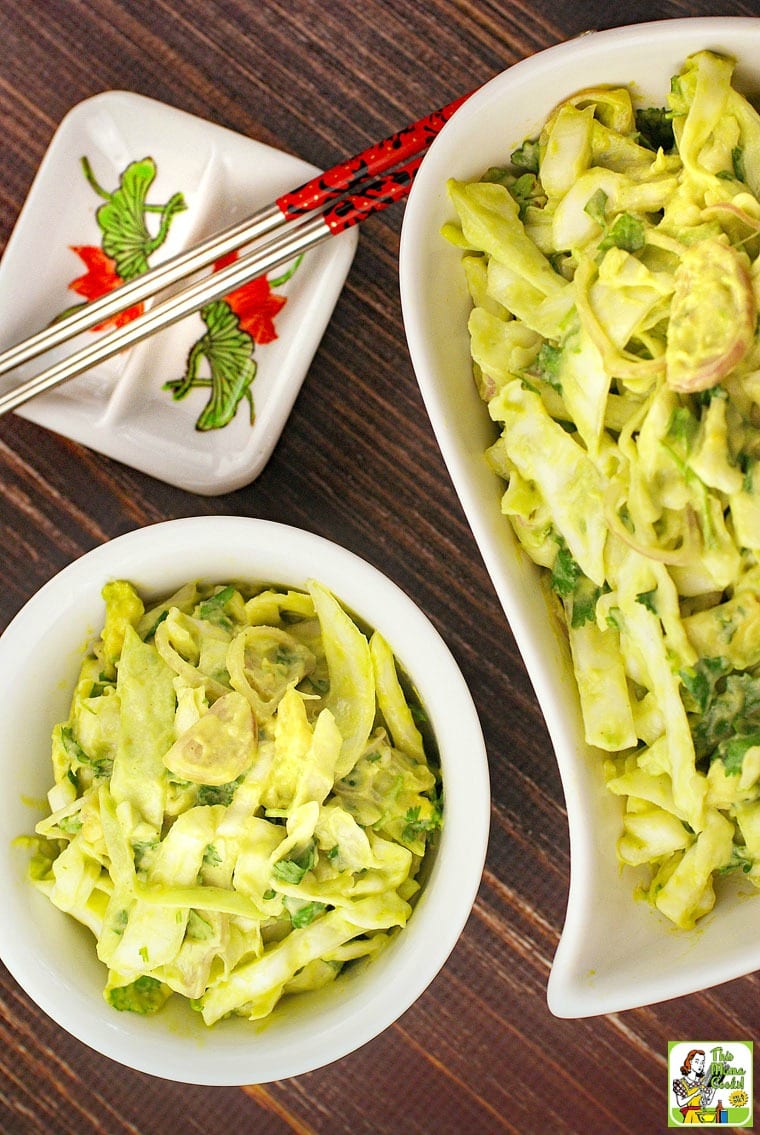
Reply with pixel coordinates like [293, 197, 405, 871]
[0, 92, 471, 416]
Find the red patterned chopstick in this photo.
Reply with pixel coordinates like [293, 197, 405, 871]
[277, 93, 470, 219]
[0, 92, 472, 383]
[319, 153, 425, 234]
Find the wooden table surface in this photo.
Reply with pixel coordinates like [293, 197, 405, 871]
[2, 2, 760, 1132]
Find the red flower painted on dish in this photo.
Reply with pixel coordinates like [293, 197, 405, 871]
[214, 251, 287, 344]
[68, 245, 144, 329]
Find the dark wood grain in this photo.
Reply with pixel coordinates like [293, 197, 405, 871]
[2, 2, 760, 1133]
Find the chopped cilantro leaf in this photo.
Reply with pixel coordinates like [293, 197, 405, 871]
[570, 578, 602, 628]
[60, 725, 112, 778]
[133, 838, 158, 872]
[679, 657, 728, 715]
[186, 910, 214, 941]
[733, 145, 746, 183]
[198, 586, 236, 628]
[273, 860, 309, 884]
[143, 608, 169, 640]
[605, 607, 622, 631]
[584, 187, 608, 226]
[717, 845, 754, 876]
[272, 844, 316, 885]
[723, 731, 760, 775]
[683, 661, 760, 774]
[113, 908, 129, 936]
[634, 106, 675, 153]
[107, 975, 171, 1015]
[510, 138, 540, 174]
[599, 213, 646, 254]
[481, 166, 512, 185]
[198, 777, 241, 807]
[533, 342, 563, 391]
[202, 843, 222, 868]
[636, 589, 658, 614]
[58, 814, 83, 835]
[289, 901, 327, 928]
[741, 454, 755, 493]
[59, 725, 86, 764]
[550, 541, 581, 599]
[402, 799, 443, 843]
[508, 172, 546, 219]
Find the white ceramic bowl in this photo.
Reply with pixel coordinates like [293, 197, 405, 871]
[400, 17, 760, 1017]
[0, 517, 489, 1083]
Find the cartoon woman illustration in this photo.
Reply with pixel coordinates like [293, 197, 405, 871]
[672, 1049, 716, 1123]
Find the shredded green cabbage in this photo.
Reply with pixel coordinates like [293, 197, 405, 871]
[27, 579, 441, 1023]
[447, 50, 760, 929]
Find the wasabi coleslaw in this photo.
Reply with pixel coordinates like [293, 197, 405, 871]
[445, 49, 760, 929]
[25, 577, 441, 1025]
